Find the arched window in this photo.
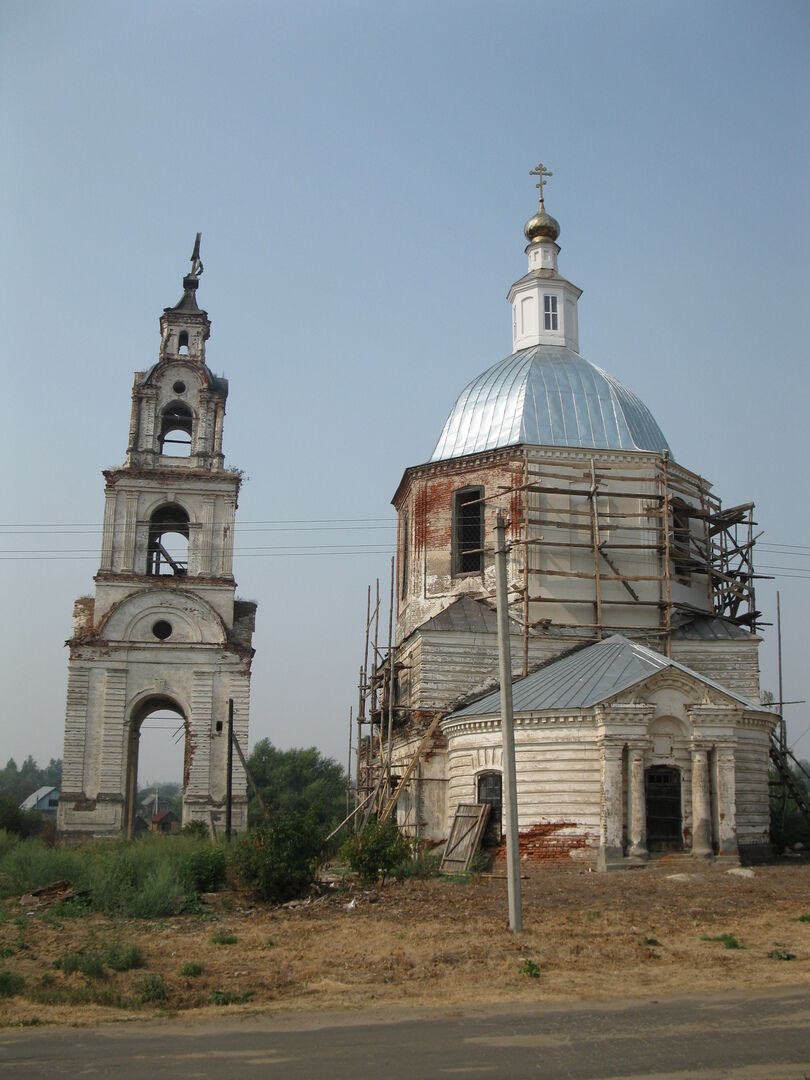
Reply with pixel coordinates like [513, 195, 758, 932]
[178, 331, 189, 354]
[477, 771, 502, 844]
[147, 504, 189, 576]
[160, 403, 193, 456]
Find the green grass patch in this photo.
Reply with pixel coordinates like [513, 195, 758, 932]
[209, 988, 253, 1005]
[0, 835, 230, 918]
[641, 936, 662, 947]
[798, 913, 810, 923]
[180, 962, 204, 977]
[210, 930, 238, 945]
[702, 933, 743, 949]
[519, 959, 540, 978]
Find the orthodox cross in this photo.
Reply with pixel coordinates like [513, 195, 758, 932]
[530, 163, 552, 208]
[189, 232, 204, 278]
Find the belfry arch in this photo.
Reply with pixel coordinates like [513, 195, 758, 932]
[58, 238, 256, 838]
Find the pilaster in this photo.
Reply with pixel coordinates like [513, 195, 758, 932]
[690, 743, 713, 857]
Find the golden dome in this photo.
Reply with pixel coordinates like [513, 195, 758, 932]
[524, 206, 560, 244]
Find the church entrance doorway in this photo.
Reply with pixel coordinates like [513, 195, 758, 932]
[477, 771, 502, 845]
[645, 766, 683, 851]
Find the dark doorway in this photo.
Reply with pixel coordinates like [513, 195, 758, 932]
[477, 771, 502, 845]
[645, 766, 683, 851]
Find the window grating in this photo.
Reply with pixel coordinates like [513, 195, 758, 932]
[453, 487, 484, 574]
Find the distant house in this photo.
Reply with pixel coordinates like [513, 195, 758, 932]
[20, 786, 60, 818]
[151, 809, 179, 834]
[133, 815, 149, 836]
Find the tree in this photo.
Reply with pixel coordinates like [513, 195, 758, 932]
[245, 739, 346, 829]
[0, 756, 62, 804]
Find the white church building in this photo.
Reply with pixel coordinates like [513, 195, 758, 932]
[384, 167, 776, 868]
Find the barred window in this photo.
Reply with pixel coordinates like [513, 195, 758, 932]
[453, 487, 484, 574]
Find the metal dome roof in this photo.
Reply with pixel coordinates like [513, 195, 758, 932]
[431, 345, 670, 461]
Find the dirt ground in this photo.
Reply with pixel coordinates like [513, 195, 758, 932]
[2, 858, 809, 1028]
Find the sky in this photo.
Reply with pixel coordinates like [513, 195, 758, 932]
[1, 0, 808, 787]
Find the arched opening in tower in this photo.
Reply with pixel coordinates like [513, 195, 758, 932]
[147, 504, 189, 576]
[124, 697, 189, 839]
[160, 403, 193, 456]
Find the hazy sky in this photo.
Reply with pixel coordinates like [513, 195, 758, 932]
[1, 0, 808, 786]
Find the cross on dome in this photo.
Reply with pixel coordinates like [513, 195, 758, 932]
[529, 162, 552, 209]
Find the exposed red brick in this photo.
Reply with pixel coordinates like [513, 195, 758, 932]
[493, 821, 592, 861]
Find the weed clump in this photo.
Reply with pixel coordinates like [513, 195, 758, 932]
[137, 973, 167, 1004]
[180, 962, 204, 977]
[210, 931, 238, 945]
[703, 933, 743, 950]
[57, 949, 107, 979]
[103, 942, 146, 972]
[519, 959, 540, 978]
[768, 946, 796, 961]
[209, 988, 253, 1005]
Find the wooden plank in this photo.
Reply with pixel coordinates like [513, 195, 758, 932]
[378, 712, 443, 823]
[440, 803, 490, 874]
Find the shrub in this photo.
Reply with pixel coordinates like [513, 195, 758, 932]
[137, 973, 167, 1003]
[180, 962, 204, 977]
[230, 811, 324, 903]
[0, 970, 25, 997]
[181, 845, 227, 894]
[341, 819, 412, 885]
[519, 959, 540, 978]
[103, 942, 146, 972]
[57, 949, 106, 979]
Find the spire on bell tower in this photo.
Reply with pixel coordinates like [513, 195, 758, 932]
[159, 232, 211, 362]
[507, 162, 581, 352]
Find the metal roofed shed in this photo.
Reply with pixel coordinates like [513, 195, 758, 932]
[447, 634, 760, 718]
[431, 345, 671, 462]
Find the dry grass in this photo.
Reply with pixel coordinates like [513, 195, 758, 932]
[1, 859, 809, 1027]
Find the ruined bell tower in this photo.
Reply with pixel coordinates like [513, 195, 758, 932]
[57, 238, 256, 838]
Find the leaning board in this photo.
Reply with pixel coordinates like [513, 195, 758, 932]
[439, 803, 490, 874]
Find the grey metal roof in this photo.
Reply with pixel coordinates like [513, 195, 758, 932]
[416, 595, 521, 635]
[19, 786, 58, 811]
[670, 615, 753, 641]
[431, 345, 670, 461]
[449, 634, 757, 718]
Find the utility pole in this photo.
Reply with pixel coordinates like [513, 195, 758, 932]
[494, 511, 523, 934]
[225, 697, 234, 842]
[777, 592, 785, 754]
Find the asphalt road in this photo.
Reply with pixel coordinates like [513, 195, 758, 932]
[1, 987, 809, 1079]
